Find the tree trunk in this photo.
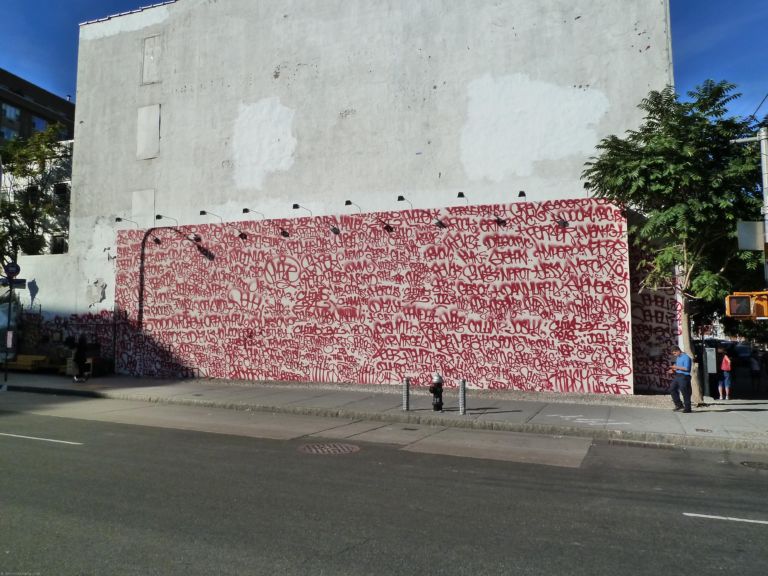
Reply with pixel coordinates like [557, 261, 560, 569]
[680, 299, 704, 406]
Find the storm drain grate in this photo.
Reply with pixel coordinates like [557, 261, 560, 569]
[695, 428, 713, 433]
[741, 461, 768, 471]
[298, 442, 360, 455]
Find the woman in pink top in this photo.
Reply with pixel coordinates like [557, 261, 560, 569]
[718, 349, 732, 401]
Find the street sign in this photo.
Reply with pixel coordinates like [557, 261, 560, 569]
[3, 262, 20, 278]
[0, 278, 26, 289]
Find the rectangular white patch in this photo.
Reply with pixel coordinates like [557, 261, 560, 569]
[137, 104, 161, 160]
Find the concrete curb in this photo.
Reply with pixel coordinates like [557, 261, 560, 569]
[7, 385, 102, 399]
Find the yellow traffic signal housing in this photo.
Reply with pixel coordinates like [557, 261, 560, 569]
[725, 291, 768, 319]
[754, 294, 768, 318]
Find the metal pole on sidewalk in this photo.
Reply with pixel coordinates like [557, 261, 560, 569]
[4, 280, 12, 385]
[732, 127, 768, 284]
[402, 377, 410, 411]
[459, 378, 466, 415]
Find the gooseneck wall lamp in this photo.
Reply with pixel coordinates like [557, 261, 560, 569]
[115, 217, 161, 243]
[344, 199, 363, 213]
[199, 210, 223, 223]
[397, 195, 413, 210]
[200, 210, 247, 240]
[155, 214, 179, 225]
[242, 207, 266, 220]
[292, 203, 313, 217]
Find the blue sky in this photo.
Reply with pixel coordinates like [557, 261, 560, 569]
[1, 0, 766, 120]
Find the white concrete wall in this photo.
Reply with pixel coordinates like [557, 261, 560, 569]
[22, 0, 672, 316]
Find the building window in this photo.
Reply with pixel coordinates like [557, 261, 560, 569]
[142, 35, 162, 84]
[0, 126, 19, 141]
[1, 103, 21, 123]
[32, 116, 48, 132]
[50, 235, 68, 254]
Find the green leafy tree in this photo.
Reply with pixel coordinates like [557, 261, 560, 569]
[582, 80, 763, 392]
[0, 124, 72, 262]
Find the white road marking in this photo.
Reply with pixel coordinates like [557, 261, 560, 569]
[684, 512, 768, 525]
[0, 432, 83, 446]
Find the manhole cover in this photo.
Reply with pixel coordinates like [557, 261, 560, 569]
[298, 442, 360, 455]
[741, 461, 768, 471]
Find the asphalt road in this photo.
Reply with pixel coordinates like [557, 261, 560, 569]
[0, 408, 767, 575]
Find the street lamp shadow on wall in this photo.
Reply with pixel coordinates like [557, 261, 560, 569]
[376, 218, 394, 233]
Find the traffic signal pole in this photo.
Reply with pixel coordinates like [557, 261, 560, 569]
[3, 280, 11, 384]
[732, 127, 768, 285]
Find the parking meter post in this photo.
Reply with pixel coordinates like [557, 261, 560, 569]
[459, 379, 467, 415]
[402, 377, 410, 411]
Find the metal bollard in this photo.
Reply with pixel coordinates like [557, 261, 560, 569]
[402, 377, 410, 411]
[459, 378, 467, 415]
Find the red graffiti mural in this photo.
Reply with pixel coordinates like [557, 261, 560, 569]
[108, 198, 641, 393]
[629, 245, 681, 393]
[28, 310, 117, 357]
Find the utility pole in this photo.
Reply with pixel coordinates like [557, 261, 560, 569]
[732, 126, 768, 284]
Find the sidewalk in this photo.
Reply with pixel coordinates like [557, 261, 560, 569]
[2, 372, 768, 453]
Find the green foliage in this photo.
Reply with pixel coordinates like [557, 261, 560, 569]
[0, 124, 71, 261]
[583, 80, 762, 304]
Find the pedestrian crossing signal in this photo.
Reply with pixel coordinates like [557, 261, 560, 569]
[725, 292, 768, 319]
[726, 295, 753, 317]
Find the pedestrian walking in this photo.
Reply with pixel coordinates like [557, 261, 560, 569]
[717, 347, 731, 401]
[73, 334, 89, 383]
[669, 346, 692, 413]
[429, 371, 444, 412]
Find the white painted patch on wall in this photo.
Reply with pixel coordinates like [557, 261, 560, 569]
[233, 98, 297, 190]
[80, 7, 170, 40]
[460, 74, 609, 181]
